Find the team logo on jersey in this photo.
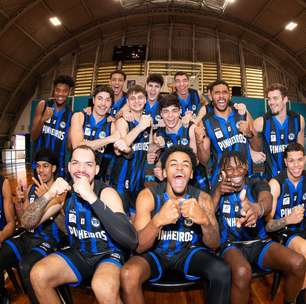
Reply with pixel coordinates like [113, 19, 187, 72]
[99, 131, 106, 139]
[270, 134, 276, 142]
[143, 131, 149, 138]
[283, 196, 290, 206]
[155, 115, 161, 121]
[280, 134, 284, 140]
[235, 206, 239, 212]
[60, 121, 66, 129]
[215, 130, 223, 139]
[84, 127, 91, 136]
[91, 217, 100, 228]
[181, 138, 189, 146]
[80, 218, 85, 225]
[303, 193, 306, 201]
[192, 104, 197, 111]
[29, 196, 35, 204]
[288, 133, 295, 141]
[69, 213, 76, 224]
[222, 204, 230, 214]
[227, 126, 231, 132]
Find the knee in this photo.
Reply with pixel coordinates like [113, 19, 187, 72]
[232, 264, 252, 289]
[120, 264, 143, 292]
[92, 276, 119, 304]
[289, 253, 306, 276]
[30, 263, 50, 289]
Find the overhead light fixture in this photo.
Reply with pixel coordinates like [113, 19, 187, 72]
[49, 16, 62, 26]
[285, 21, 297, 31]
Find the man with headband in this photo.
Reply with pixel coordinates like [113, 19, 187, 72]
[0, 149, 67, 303]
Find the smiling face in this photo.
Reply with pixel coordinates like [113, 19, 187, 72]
[163, 151, 193, 195]
[93, 91, 112, 118]
[211, 84, 231, 113]
[175, 74, 189, 97]
[109, 73, 125, 97]
[128, 91, 146, 113]
[285, 150, 305, 181]
[146, 81, 161, 102]
[223, 156, 247, 190]
[267, 89, 288, 116]
[161, 105, 180, 130]
[68, 148, 99, 184]
[53, 83, 70, 107]
[36, 161, 56, 184]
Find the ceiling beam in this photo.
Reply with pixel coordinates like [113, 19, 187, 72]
[0, 51, 28, 70]
[80, 0, 96, 21]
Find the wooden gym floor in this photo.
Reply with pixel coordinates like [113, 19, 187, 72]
[2, 162, 285, 304]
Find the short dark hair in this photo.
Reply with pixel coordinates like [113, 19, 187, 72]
[110, 70, 127, 81]
[93, 85, 114, 102]
[34, 149, 58, 175]
[159, 94, 180, 110]
[146, 73, 164, 87]
[71, 145, 97, 163]
[160, 145, 197, 172]
[221, 150, 247, 172]
[54, 75, 75, 88]
[284, 143, 305, 158]
[127, 85, 146, 98]
[265, 83, 288, 98]
[174, 71, 189, 80]
[210, 79, 230, 92]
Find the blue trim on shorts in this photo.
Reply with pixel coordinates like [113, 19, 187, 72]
[54, 252, 83, 287]
[257, 241, 273, 271]
[220, 244, 237, 257]
[285, 234, 298, 248]
[32, 247, 48, 257]
[148, 251, 163, 282]
[98, 258, 122, 269]
[184, 247, 206, 281]
[4, 239, 22, 261]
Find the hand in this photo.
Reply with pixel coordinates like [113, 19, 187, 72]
[194, 121, 206, 143]
[234, 103, 247, 116]
[16, 179, 27, 203]
[286, 205, 304, 225]
[83, 106, 92, 115]
[217, 171, 238, 194]
[47, 178, 71, 199]
[147, 151, 157, 164]
[157, 118, 165, 128]
[153, 166, 164, 181]
[250, 150, 266, 164]
[122, 109, 134, 122]
[180, 198, 210, 226]
[32, 176, 49, 197]
[73, 176, 97, 203]
[139, 115, 152, 131]
[42, 105, 53, 122]
[238, 120, 253, 138]
[114, 139, 130, 153]
[236, 189, 260, 228]
[182, 111, 193, 127]
[107, 116, 115, 123]
[154, 199, 180, 226]
[153, 134, 165, 149]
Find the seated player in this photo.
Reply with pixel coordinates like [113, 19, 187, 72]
[213, 150, 306, 304]
[0, 174, 15, 303]
[0, 149, 66, 304]
[70, 85, 119, 182]
[266, 142, 306, 303]
[30, 145, 138, 304]
[121, 145, 231, 304]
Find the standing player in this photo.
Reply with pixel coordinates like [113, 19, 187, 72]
[109, 70, 127, 117]
[31, 75, 74, 177]
[253, 83, 304, 179]
[121, 145, 231, 304]
[112, 85, 152, 214]
[70, 85, 119, 182]
[0, 175, 15, 303]
[196, 79, 261, 189]
[30, 145, 137, 304]
[266, 143, 306, 303]
[213, 150, 306, 304]
[0, 149, 66, 303]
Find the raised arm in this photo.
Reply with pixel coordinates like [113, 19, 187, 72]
[194, 121, 211, 165]
[297, 115, 305, 146]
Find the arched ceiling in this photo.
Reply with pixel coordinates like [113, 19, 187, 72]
[0, 0, 305, 137]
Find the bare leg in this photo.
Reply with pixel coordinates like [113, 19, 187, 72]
[91, 262, 121, 304]
[30, 254, 78, 304]
[120, 256, 151, 304]
[263, 242, 306, 302]
[223, 248, 252, 304]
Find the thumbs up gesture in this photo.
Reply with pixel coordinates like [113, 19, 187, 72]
[236, 189, 261, 228]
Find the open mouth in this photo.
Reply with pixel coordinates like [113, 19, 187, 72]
[173, 173, 186, 186]
[231, 176, 244, 186]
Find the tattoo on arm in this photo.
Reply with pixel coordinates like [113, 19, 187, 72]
[265, 218, 287, 232]
[20, 195, 50, 230]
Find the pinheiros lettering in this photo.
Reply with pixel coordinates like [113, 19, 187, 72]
[217, 134, 246, 151]
[158, 230, 194, 242]
[42, 125, 65, 140]
[269, 144, 287, 154]
[132, 142, 149, 151]
[68, 226, 107, 240]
